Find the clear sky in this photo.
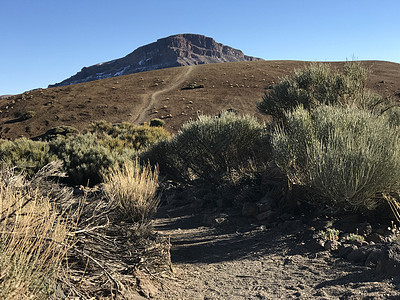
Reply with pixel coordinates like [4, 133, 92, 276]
[1, 0, 399, 95]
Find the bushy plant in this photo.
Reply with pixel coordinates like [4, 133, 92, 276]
[0, 138, 57, 176]
[50, 133, 118, 186]
[257, 62, 390, 122]
[103, 159, 159, 223]
[86, 120, 169, 152]
[272, 104, 400, 212]
[143, 112, 266, 183]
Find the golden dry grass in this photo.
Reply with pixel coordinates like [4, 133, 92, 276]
[0, 171, 70, 299]
[103, 160, 159, 223]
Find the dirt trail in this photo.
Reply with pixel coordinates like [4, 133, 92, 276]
[133, 66, 194, 124]
[151, 206, 400, 299]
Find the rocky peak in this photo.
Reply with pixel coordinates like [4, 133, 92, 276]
[49, 34, 261, 87]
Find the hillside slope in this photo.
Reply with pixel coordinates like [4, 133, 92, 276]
[1, 60, 399, 140]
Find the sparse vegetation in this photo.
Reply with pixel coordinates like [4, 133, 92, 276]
[0, 138, 57, 176]
[143, 112, 266, 183]
[0, 165, 70, 299]
[272, 104, 400, 212]
[103, 159, 159, 223]
[86, 120, 169, 152]
[50, 133, 118, 186]
[318, 228, 340, 242]
[257, 62, 393, 123]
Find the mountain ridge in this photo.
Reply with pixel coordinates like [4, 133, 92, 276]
[49, 34, 262, 87]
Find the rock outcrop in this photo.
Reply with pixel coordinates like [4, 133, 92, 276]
[49, 34, 262, 87]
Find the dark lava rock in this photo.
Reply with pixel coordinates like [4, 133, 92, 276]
[376, 242, 400, 276]
[347, 245, 376, 264]
[339, 245, 358, 258]
[365, 248, 383, 267]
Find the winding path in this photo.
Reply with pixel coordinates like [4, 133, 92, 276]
[132, 66, 194, 124]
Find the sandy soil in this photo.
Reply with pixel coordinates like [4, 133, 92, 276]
[149, 205, 400, 299]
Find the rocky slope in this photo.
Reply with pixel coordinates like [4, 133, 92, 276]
[49, 34, 261, 87]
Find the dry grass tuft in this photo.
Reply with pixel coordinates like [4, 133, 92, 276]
[0, 166, 70, 299]
[103, 159, 159, 223]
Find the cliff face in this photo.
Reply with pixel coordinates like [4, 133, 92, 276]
[49, 34, 262, 87]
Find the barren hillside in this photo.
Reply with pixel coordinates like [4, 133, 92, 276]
[1, 60, 399, 140]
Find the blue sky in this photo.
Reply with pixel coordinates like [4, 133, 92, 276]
[1, 0, 399, 95]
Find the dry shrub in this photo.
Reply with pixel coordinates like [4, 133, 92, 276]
[0, 167, 70, 299]
[103, 160, 159, 223]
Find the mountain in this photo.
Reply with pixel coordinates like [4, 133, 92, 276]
[49, 34, 262, 87]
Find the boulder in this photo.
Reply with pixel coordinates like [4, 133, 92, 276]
[376, 243, 400, 276]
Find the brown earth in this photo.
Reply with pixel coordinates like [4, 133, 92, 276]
[1, 60, 400, 140]
[149, 204, 400, 299]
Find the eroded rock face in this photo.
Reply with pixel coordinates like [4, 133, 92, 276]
[49, 34, 262, 87]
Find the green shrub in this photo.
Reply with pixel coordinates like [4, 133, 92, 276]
[272, 105, 400, 212]
[143, 112, 266, 183]
[257, 62, 390, 123]
[0, 138, 56, 176]
[86, 121, 169, 152]
[50, 133, 118, 186]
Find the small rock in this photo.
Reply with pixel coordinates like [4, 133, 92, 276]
[366, 232, 386, 244]
[365, 248, 383, 267]
[203, 213, 228, 226]
[338, 245, 357, 258]
[347, 246, 373, 263]
[242, 202, 258, 217]
[135, 270, 158, 298]
[324, 240, 339, 251]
